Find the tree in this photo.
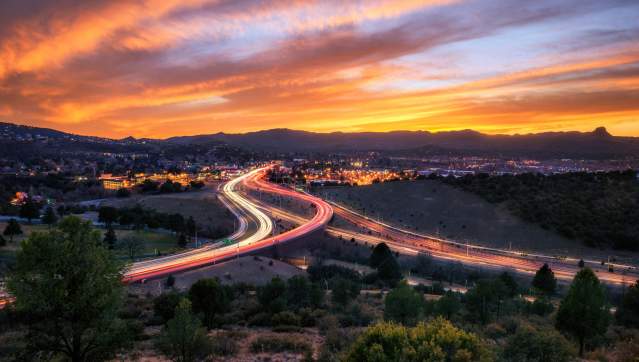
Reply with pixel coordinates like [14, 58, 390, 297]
[98, 206, 119, 226]
[435, 291, 462, 320]
[154, 292, 183, 322]
[19, 198, 40, 223]
[616, 280, 639, 328]
[465, 278, 509, 324]
[556, 267, 609, 356]
[258, 277, 287, 313]
[185, 216, 197, 239]
[103, 226, 117, 250]
[157, 298, 210, 362]
[178, 233, 188, 248]
[532, 263, 557, 295]
[345, 317, 490, 362]
[502, 326, 575, 362]
[498, 271, 519, 297]
[7, 216, 127, 361]
[189, 278, 232, 329]
[3, 218, 22, 242]
[384, 281, 423, 326]
[0, 234, 6, 247]
[118, 234, 144, 260]
[370, 242, 402, 284]
[331, 277, 360, 307]
[41, 205, 58, 226]
[286, 275, 312, 310]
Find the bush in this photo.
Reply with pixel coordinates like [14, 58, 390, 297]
[271, 311, 301, 327]
[250, 335, 312, 354]
[154, 292, 182, 322]
[209, 331, 244, 357]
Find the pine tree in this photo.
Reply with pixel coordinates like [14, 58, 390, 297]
[532, 263, 557, 295]
[3, 218, 23, 242]
[556, 268, 609, 356]
[103, 226, 117, 250]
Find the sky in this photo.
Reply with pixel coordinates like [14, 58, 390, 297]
[0, 0, 638, 139]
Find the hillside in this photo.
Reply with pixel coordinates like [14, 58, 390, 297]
[3, 122, 639, 158]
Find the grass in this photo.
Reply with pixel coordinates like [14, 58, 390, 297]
[0, 222, 181, 262]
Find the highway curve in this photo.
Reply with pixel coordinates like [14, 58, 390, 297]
[239, 180, 638, 286]
[123, 167, 332, 282]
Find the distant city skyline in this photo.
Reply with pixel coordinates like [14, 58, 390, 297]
[1, 0, 638, 138]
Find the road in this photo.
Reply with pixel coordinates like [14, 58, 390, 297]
[122, 167, 332, 282]
[238, 179, 638, 286]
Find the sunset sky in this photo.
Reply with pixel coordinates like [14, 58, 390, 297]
[1, 0, 638, 138]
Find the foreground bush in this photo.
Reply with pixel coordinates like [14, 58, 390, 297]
[345, 317, 491, 362]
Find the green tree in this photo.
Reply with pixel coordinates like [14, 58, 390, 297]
[434, 291, 462, 320]
[3, 218, 22, 242]
[189, 278, 232, 329]
[331, 277, 360, 307]
[384, 281, 423, 326]
[154, 292, 183, 322]
[465, 279, 508, 324]
[616, 280, 639, 328]
[532, 263, 557, 295]
[19, 198, 40, 223]
[345, 317, 490, 362]
[286, 275, 312, 310]
[157, 298, 210, 362]
[556, 267, 609, 356]
[118, 234, 143, 260]
[178, 233, 188, 248]
[258, 277, 288, 313]
[502, 326, 576, 362]
[98, 206, 119, 226]
[0, 234, 6, 246]
[103, 226, 117, 250]
[498, 271, 518, 297]
[41, 205, 58, 226]
[370, 242, 402, 284]
[7, 216, 127, 361]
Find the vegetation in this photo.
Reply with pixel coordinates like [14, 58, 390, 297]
[188, 278, 233, 329]
[41, 205, 58, 225]
[443, 170, 639, 249]
[3, 218, 22, 242]
[384, 281, 424, 326]
[345, 318, 491, 361]
[502, 325, 575, 362]
[157, 298, 211, 362]
[7, 216, 128, 361]
[532, 263, 557, 295]
[616, 280, 639, 328]
[556, 267, 610, 356]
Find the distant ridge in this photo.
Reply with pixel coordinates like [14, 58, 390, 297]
[2, 122, 639, 158]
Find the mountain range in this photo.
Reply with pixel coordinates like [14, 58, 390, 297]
[2, 122, 639, 158]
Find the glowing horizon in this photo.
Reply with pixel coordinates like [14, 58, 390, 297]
[1, 0, 638, 138]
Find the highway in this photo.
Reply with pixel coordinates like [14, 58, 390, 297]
[238, 180, 638, 286]
[122, 167, 332, 282]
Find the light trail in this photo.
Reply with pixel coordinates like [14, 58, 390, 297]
[123, 166, 332, 282]
[240, 183, 638, 286]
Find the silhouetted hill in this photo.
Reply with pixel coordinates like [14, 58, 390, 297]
[2, 122, 639, 158]
[165, 127, 639, 158]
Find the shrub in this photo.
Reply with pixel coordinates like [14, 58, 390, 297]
[250, 335, 312, 354]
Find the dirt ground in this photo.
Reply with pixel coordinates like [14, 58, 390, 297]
[130, 256, 306, 297]
[317, 180, 639, 263]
